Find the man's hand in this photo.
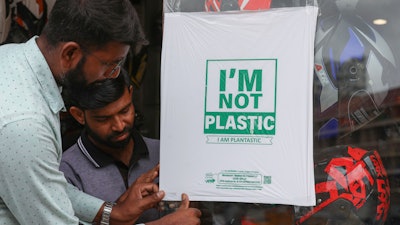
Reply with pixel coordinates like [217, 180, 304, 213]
[110, 182, 165, 225]
[93, 166, 201, 225]
[133, 163, 159, 185]
[146, 193, 202, 225]
[117, 164, 160, 204]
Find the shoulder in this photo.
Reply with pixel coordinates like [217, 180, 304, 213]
[60, 143, 94, 177]
[0, 42, 22, 55]
[0, 41, 29, 74]
[0, 117, 60, 158]
[142, 136, 160, 150]
[61, 143, 83, 162]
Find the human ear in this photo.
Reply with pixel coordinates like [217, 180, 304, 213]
[69, 106, 85, 125]
[129, 85, 133, 95]
[60, 42, 83, 70]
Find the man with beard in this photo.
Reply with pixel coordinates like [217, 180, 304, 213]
[60, 70, 199, 225]
[0, 0, 201, 225]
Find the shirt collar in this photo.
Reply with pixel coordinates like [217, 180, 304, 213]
[77, 129, 149, 168]
[25, 36, 66, 113]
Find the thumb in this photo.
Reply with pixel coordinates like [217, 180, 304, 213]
[179, 193, 190, 209]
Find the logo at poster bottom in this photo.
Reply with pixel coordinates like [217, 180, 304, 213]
[204, 58, 277, 144]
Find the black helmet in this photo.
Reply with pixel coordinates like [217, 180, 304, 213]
[313, 12, 399, 140]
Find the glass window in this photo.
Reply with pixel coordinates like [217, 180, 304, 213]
[162, 0, 400, 224]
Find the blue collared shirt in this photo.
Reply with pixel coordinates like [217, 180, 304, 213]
[0, 37, 103, 224]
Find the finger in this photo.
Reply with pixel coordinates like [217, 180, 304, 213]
[155, 163, 160, 170]
[148, 164, 160, 181]
[140, 183, 159, 195]
[116, 182, 152, 204]
[145, 164, 159, 181]
[179, 193, 190, 209]
[136, 164, 160, 184]
[138, 190, 165, 210]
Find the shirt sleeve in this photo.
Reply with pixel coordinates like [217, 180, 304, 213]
[66, 183, 104, 222]
[0, 118, 101, 224]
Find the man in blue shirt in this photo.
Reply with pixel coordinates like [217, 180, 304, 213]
[0, 0, 200, 224]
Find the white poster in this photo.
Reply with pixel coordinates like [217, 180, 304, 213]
[160, 6, 318, 206]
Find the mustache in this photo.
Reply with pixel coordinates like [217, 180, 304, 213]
[109, 127, 131, 139]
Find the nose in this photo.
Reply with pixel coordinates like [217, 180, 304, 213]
[111, 116, 125, 132]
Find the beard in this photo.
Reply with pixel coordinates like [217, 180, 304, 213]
[85, 123, 133, 150]
[60, 56, 88, 91]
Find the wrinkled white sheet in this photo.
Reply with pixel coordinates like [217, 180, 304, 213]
[160, 6, 318, 206]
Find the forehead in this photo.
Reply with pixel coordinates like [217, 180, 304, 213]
[86, 87, 132, 116]
[90, 41, 130, 60]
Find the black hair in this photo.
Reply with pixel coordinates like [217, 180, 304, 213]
[41, 0, 148, 51]
[64, 69, 131, 110]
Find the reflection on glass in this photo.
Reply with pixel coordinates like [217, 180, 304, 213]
[163, 0, 400, 224]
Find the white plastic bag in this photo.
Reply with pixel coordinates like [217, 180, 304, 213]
[160, 6, 318, 206]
